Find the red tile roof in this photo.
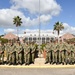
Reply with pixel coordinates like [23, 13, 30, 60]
[3, 32, 18, 40]
[61, 33, 75, 40]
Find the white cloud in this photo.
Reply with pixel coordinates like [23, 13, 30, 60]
[0, 9, 25, 27]
[11, 0, 61, 15]
[40, 15, 52, 24]
[61, 23, 75, 35]
[4, 28, 16, 33]
[10, 0, 61, 26]
[0, 0, 61, 28]
[63, 23, 70, 29]
[24, 29, 54, 33]
[4, 28, 54, 34]
[4, 23, 75, 37]
[0, 9, 52, 27]
[26, 14, 52, 26]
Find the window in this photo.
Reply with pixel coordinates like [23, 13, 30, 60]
[30, 34, 32, 36]
[46, 37, 49, 40]
[42, 37, 45, 44]
[43, 34, 44, 36]
[29, 37, 32, 41]
[42, 37, 45, 40]
[38, 37, 41, 40]
[47, 34, 48, 36]
[24, 37, 28, 42]
[34, 34, 36, 36]
[33, 37, 36, 40]
[25, 37, 28, 40]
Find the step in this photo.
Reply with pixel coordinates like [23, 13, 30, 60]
[34, 58, 45, 65]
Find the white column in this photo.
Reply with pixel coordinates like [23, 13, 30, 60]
[32, 37, 33, 42]
[45, 37, 46, 43]
[28, 37, 29, 44]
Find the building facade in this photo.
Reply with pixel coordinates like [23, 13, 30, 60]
[20, 32, 57, 44]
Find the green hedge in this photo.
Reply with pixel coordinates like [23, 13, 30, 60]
[0, 37, 8, 44]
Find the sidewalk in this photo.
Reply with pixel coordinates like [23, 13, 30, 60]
[0, 64, 75, 68]
[0, 58, 75, 68]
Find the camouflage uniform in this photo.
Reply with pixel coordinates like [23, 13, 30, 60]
[61, 43, 68, 65]
[22, 43, 26, 64]
[24, 44, 30, 65]
[15, 42, 23, 65]
[4, 43, 10, 64]
[44, 43, 50, 64]
[49, 43, 55, 64]
[9, 44, 16, 65]
[18, 45, 23, 65]
[55, 43, 61, 64]
[31, 44, 36, 64]
[0, 44, 4, 64]
[69, 44, 75, 64]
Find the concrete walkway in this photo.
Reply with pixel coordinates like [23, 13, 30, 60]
[0, 58, 75, 68]
[1, 68, 75, 75]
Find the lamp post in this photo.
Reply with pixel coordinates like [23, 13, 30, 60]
[38, 0, 41, 58]
[39, 0, 40, 44]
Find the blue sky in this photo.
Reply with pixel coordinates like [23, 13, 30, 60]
[56, 0, 75, 26]
[0, 0, 75, 35]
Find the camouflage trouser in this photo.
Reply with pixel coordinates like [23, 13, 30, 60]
[24, 53, 30, 65]
[32, 53, 35, 63]
[18, 52, 23, 64]
[55, 51, 61, 64]
[6, 53, 9, 64]
[69, 51, 75, 64]
[45, 52, 49, 63]
[5, 50, 10, 64]
[61, 52, 68, 64]
[16, 52, 19, 64]
[0, 53, 4, 64]
[61, 54, 64, 63]
[9, 52, 16, 65]
[49, 51, 55, 64]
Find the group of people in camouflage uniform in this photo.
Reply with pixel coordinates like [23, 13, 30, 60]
[0, 41, 37, 65]
[0, 40, 75, 65]
[45, 42, 75, 65]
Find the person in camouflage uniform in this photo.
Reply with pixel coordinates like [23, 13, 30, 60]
[44, 43, 50, 64]
[21, 42, 26, 64]
[30, 42, 36, 64]
[0, 43, 5, 64]
[23, 42, 27, 65]
[18, 43, 23, 65]
[4, 43, 10, 64]
[8, 42, 16, 65]
[69, 43, 75, 64]
[15, 41, 23, 65]
[24, 43, 30, 65]
[54, 43, 61, 64]
[61, 43, 68, 65]
[49, 43, 55, 64]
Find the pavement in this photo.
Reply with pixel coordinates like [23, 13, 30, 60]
[1, 58, 75, 75]
[0, 58, 75, 68]
[0, 68, 75, 75]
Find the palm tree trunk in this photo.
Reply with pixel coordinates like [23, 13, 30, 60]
[17, 27, 18, 37]
[17, 26, 20, 41]
[58, 30, 59, 43]
[58, 35, 59, 43]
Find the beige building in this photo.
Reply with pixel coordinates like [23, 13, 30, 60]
[60, 33, 75, 40]
[3, 32, 18, 40]
[2, 32, 75, 43]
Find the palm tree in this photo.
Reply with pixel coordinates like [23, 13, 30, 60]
[53, 21, 64, 43]
[13, 16, 22, 39]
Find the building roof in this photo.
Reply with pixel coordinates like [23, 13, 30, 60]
[61, 33, 75, 40]
[19, 32, 57, 38]
[3, 32, 18, 40]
